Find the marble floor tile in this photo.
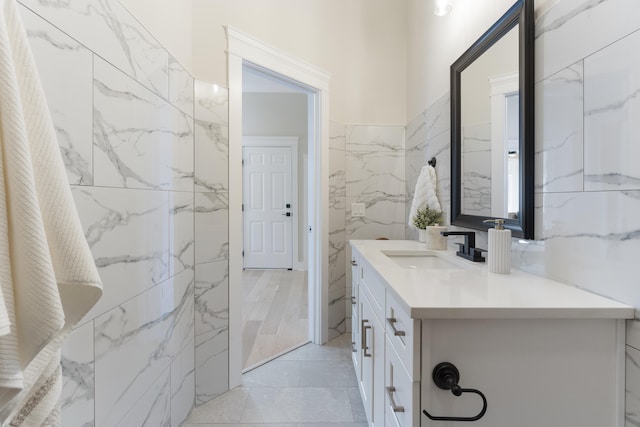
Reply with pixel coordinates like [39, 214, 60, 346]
[242, 360, 301, 387]
[239, 387, 354, 423]
[298, 360, 357, 387]
[189, 387, 250, 424]
[185, 424, 293, 427]
[278, 335, 351, 362]
[188, 334, 363, 425]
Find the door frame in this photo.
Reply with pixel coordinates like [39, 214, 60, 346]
[227, 26, 330, 389]
[242, 136, 300, 270]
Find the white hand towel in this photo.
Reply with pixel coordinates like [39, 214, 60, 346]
[408, 165, 442, 230]
[0, 0, 103, 425]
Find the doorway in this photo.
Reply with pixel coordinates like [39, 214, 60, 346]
[241, 132, 307, 370]
[227, 26, 330, 388]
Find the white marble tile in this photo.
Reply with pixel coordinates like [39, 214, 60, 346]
[345, 125, 404, 152]
[461, 123, 492, 217]
[195, 261, 229, 337]
[329, 197, 346, 296]
[239, 387, 354, 423]
[278, 339, 351, 363]
[195, 329, 229, 405]
[626, 345, 640, 426]
[406, 111, 427, 154]
[93, 57, 193, 191]
[345, 196, 406, 242]
[329, 121, 346, 199]
[346, 149, 405, 198]
[169, 57, 194, 118]
[171, 338, 195, 427]
[298, 360, 357, 387]
[195, 80, 228, 126]
[170, 192, 195, 277]
[510, 234, 547, 278]
[406, 97, 452, 237]
[195, 120, 229, 193]
[538, 190, 640, 307]
[535, 0, 640, 82]
[189, 387, 248, 422]
[584, 30, 640, 191]
[61, 321, 94, 427]
[424, 92, 450, 141]
[195, 192, 229, 264]
[328, 289, 347, 341]
[20, 5, 93, 186]
[535, 62, 584, 193]
[18, 0, 169, 97]
[72, 186, 170, 320]
[94, 269, 194, 426]
[242, 360, 301, 388]
[117, 369, 171, 427]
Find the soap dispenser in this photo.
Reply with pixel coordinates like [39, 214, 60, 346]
[483, 219, 511, 274]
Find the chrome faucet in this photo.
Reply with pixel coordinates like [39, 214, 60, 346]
[440, 231, 486, 262]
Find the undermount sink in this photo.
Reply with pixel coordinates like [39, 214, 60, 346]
[381, 250, 464, 270]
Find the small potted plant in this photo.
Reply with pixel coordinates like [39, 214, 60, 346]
[413, 206, 446, 249]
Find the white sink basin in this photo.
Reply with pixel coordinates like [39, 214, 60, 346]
[381, 250, 464, 270]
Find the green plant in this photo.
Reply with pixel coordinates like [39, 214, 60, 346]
[412, 205, 443, 229]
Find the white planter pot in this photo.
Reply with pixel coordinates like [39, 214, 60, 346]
[426, 226, 447, 250]
[418, 229, 427, 243]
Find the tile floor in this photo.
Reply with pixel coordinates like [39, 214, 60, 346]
[186, 334, 367, 427]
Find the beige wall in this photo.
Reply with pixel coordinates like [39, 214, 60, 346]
[192, 0, 407, 125]
[407, 0, 518, 121]
[119, 0, 193, 70]
[406, 0, 563, 121]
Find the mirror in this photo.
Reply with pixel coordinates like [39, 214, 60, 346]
[450, 0, 534, 239]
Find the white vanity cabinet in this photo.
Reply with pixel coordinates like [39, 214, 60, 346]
[350, 240, 634, 427]
[356, 253, 387, 426]
[351, 252, 361, 381]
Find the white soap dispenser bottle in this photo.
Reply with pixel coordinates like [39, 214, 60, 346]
[483, 219, 511, 274]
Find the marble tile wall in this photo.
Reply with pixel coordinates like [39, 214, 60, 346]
[405, 93, 451, 241]
[329, 121, 347, 339]
[408, 1, 640, 425]
[341, 125, 406, 338]
[193, 81, 230, 405]
[18, 0, 228, 425]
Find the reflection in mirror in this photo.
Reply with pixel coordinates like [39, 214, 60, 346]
[450, 0, 534, 239]
[460, 25, 518, 219]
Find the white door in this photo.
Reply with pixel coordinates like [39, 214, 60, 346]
[243, 146, 293, 269]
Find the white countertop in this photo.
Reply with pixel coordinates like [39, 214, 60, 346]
[350, 239, 634, 320]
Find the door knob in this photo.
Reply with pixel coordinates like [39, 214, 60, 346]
[282, 212, 291, 217]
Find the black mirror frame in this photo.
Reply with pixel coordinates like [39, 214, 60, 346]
[450, 0, 534, 240]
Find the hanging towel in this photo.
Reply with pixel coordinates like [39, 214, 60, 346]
[408, 165, 442, 230]
[0, 0, 103, 425]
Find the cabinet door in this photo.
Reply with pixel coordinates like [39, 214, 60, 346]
[360, 289, 385, 426]
[359, 294, 374, 423]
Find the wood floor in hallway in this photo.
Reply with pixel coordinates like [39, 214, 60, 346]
[242, 269, 309, 370]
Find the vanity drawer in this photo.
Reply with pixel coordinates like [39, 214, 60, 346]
[385, 335, 420, 427]
[385, 290, 420, 380]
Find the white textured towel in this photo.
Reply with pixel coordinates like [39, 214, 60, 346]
[0, 0, 102, 425]
[408, 165, 442, 230]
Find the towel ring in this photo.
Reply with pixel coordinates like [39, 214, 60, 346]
[428, 157, 436, 167]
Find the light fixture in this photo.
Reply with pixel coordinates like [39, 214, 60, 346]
[434, 0, 452, 16]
